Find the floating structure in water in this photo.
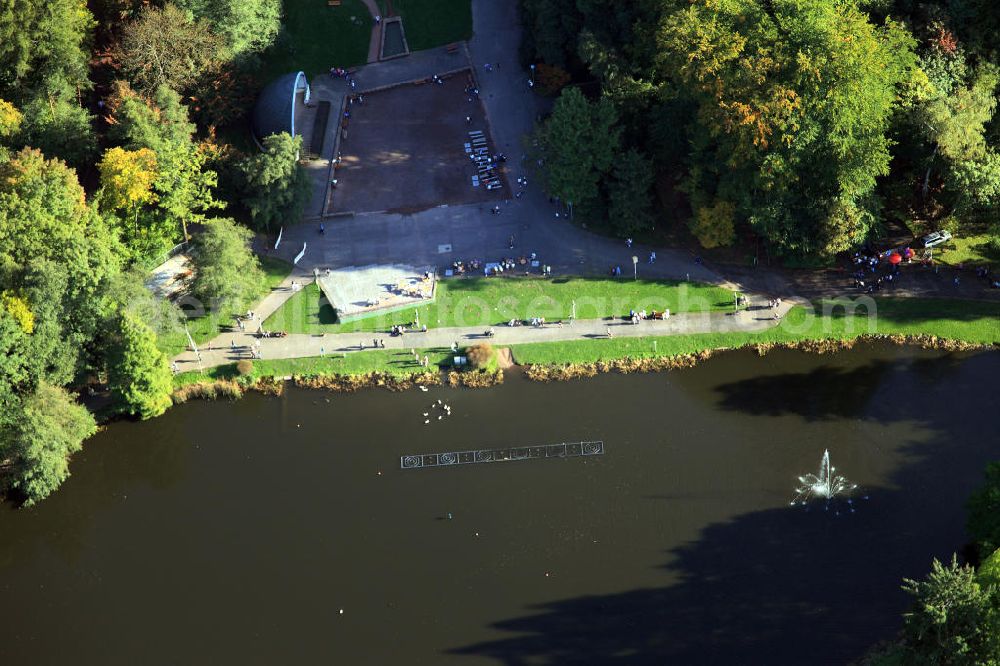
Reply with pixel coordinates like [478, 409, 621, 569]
[401, 441, 604, 469]
[791, 449, 858, 506]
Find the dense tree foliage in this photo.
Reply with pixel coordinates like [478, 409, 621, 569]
[607, 149, 655, 236]
[899, 556, 1000, 665]
[534, 88, 620, 215]
[190, 217, 265, 310]
[109, 84, 222, 252]
[0, 0, 94, 102]
[176, 0, 281, 57]
[659, 0, 917, 255]
[0, 149, 123, 502]
[523, 0, 1000, 255]
[0, 149, 122, 379]
[0, 0, 302, 506]
[238, 132, 310, 231]
[98, 147, 158, 212]
[2, 382, 97, 505]
[108, 312, 173, 419]
[15, 95, 96, 170]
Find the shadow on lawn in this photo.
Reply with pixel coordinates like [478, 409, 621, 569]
[818, 298, 1000, 324]
[439, 276, 689, 295]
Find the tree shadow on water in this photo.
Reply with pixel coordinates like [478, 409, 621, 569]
[450, 481, 960, 665]
[451, 357, 1000, 665]
[712, 354, 975, 422]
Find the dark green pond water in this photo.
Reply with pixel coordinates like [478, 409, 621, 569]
[1, 345, 998, 664]
[382, 20, 406, 58]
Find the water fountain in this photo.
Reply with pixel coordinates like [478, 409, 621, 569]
[791, 449, 858, 506]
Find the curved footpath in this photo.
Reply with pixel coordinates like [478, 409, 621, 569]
[358, 0, 382, 64]
[173, 298, 799, 371]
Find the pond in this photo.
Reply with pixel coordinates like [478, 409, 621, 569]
[1, 344, 998, 664]
[381, 19, 408, 59]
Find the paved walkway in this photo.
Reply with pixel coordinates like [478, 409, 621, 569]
[174, 299, 799, 371]
[358, 0, 382, 63]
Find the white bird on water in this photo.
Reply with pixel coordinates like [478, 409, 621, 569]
[424, 419, 430, 424]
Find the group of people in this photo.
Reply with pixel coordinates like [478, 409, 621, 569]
[505, 317, 562, 328]
[329, 67, 358, 90]
[851, 247, 904, 294]
[451, 259, 482, 274]
[626, 309, 669, 324]
[390, 323, 427, 336]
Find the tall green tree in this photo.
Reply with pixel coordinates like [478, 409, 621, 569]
[176, 0, 281, 56]
[607, 148, 655, 236]
[109, 84, 222, 249]
[913, 51, 1000, 225]
[238, 132, 311, 231]
[117, 3, 224, 96]
[0, 0, 94, 101]
[0, 149, 122, 382]
[534, 87, 621, 213]
[2, 383, 97, 506]
[190, 217, 265, 310]
[108, 312, 173, 419]
[658, 0, 917, 255]
[15, 95, 96, 170]
[900, 555, 1000, 665]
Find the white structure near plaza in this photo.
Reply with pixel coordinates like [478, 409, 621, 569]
[315, 264, 436, 322]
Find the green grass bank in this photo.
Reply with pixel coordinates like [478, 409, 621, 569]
[160, 256, 292, 357]
[177, 297, 999, 391]
[264, 276, 734, 334]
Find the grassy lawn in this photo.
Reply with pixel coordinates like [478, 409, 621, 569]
[933, 233, 999, 267]
[510, 298, 1000, 365]
[161, 256, 293, 357]
[264, 276, 734, 334]
[174, 345, 458, 386]
[176, 297, 998, 385]
[390, 0, 472, 51]
[261, 0, 372, 81]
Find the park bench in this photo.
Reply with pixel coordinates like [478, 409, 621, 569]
[446, 43, 459, 54]
[328, 0, 341, 6]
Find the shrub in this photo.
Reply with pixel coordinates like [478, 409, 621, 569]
[465, 343, 494, 369]
[236, 359, 254, 376]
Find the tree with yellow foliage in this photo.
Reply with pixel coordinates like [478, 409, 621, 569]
[97, 146, 158, 211]
[690, 200, 737, 249]
[0, 291, 34, 333]
[0, 98, 21, 137]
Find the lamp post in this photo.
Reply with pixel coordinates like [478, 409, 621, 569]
[530, 64, 536, 86]
[632, 255, 638, 280]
